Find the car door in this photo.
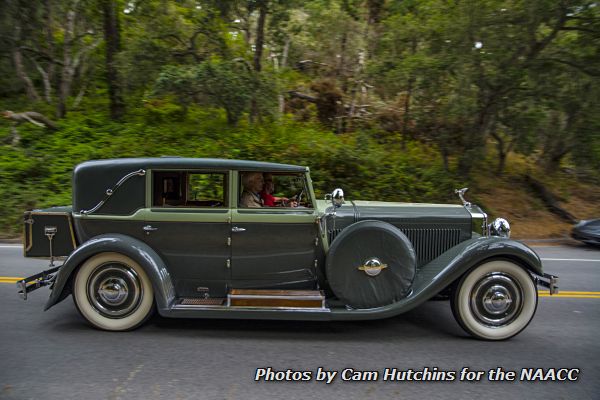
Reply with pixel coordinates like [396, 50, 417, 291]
[230, 171, 319, 290]
[141, 170, 232, 298]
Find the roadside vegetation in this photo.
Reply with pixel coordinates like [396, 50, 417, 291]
[1, 0, 599, 238]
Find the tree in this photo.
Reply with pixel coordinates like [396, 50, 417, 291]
[154, 59, 254, 125]
[103, 0, 125, 120]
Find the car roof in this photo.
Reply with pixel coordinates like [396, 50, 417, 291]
[76, 157, 308, 173]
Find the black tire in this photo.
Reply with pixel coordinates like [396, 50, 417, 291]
[73, 252, 155, 331]
[451, 260, 538, 340]
[326, 220, 416, 309]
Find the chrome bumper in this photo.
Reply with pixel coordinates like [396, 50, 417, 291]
[16, 265, 61, 300]
[536, 273, 559, 295]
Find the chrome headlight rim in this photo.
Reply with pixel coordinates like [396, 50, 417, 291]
[490, 217, 511, 238]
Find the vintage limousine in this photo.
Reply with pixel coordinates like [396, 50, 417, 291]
[18, 157, 558, 340]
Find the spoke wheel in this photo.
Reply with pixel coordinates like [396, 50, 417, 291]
[451, 260, 537, 340]
[73, 252, 154, 331]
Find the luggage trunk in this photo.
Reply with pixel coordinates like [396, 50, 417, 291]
[23, 209, 77, 258]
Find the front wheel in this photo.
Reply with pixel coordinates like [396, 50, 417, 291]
[451, 260, 537, 340]
[73, 252, 155, 331]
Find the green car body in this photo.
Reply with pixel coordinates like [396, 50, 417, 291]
[19, 158, 557, 339]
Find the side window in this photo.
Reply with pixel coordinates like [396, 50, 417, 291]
[187, 173, 225, 206]
[239, 172, 313, 208]
[153, 171, 227, 207]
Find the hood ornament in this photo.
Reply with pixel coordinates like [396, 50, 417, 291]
[454, 187, 471, 207]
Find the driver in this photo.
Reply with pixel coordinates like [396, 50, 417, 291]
[260, 173, 291, 207]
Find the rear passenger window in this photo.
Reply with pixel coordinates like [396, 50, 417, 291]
[153, 171, 227, 207]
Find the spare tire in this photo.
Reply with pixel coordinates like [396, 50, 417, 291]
[326, 220, 416, 309]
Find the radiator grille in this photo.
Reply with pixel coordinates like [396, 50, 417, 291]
[328, 227, 463, 267]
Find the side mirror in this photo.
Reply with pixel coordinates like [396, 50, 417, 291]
[331, 188, 345, 208]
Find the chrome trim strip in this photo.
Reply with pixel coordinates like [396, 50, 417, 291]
[228, 294, 324, 301]
[172, 304, 330, 312]
[80, 169, 146, 215]
[465, 205, 489, 237]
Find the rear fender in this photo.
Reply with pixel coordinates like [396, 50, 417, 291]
[45, 234, 176, 313]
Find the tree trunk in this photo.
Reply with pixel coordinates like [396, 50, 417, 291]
[253, 1, 266, 73]
[57, 8, 76, 118]
[13, 24, 40, 102]
[458, 92, 497, 175]
[250, 0, 267, 122]
[400, 39, 417, 149]
[278, 38, 290, 115]
[13, 49, 40, 102]
[103, 0, 125, 120]
[43, 0, 55, 103]
[525, 175, 577, 224]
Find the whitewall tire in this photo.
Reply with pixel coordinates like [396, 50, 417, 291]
[451, 260, 537, 340]
[73, 252, 154, 331]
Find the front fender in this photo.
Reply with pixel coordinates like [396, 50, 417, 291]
[45, 234, 176, 313]
[330, 236, 543, 320]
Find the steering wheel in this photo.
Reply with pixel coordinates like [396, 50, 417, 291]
[291, 189, 304, 207]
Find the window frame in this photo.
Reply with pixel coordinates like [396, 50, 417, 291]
[150, 169, 230, 209]
[236, 170, 315, 211]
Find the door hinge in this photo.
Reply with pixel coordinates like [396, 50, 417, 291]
[227, 237, 231, 246]
[314, 259, 318, 268]
[226, 259, 231, 269]
[315, 237, 319, 246]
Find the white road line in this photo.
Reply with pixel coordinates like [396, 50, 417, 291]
[541, 258, 600, 262]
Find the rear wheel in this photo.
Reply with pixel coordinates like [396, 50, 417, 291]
[451, 260, 537, 340]
[73, 252, 154, 331]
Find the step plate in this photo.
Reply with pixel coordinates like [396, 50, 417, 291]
[180, 298, 225, 306]
[227, 289, 326, 309]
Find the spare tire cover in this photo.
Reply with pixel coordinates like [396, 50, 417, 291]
[326, 220, 416, 309]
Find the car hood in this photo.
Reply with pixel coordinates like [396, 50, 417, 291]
[316, 199, 470, 221]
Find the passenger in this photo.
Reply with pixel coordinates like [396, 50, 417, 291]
[240, 172, 264, 208]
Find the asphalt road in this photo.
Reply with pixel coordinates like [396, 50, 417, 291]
[0, 244, 598, 400]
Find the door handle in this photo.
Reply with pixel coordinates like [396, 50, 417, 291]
[143, 225, 158, 235]
[231, 226, 246, 233]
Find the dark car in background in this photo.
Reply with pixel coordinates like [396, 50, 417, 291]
[18, 158, 558, 340]
[572, 219, 600, 247]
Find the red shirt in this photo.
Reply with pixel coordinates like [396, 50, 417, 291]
[260, 191, 275, 206]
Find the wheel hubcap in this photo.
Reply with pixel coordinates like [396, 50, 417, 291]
[98, 277, 128, 306]
[87, 263, 143, 318]
[470, 273, 523, 327]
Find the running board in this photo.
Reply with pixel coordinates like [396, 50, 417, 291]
[227, 289, 326, 309]
[173, 289, 328, 312]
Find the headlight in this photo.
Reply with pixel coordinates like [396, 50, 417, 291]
[490, 218, 511, 238]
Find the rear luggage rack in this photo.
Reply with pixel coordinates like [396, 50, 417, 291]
[17, 265, 61, 300]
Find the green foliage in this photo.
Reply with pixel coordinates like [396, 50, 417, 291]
[153, 59, 268, 125]
[0, 105, 456, 236]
